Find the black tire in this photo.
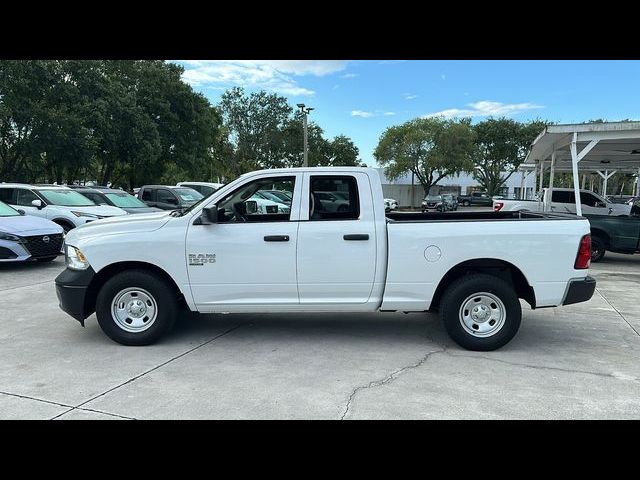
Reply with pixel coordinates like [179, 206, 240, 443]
[590, 236, 606, 263]
[36, 256, 57, 262]
[439, 274, 522, 351]
[463, 200, 470, 207]
[55, 220, 74, 233]
[95, 269, 178, 346]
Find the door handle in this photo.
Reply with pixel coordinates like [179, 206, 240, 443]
[264, 235, 290, 242]
[343, 234, 369, 241]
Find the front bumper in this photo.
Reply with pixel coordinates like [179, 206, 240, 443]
[562, 276, 596, 305]
[55, 267, 96, 325]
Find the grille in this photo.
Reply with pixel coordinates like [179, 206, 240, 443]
[22, 234, 63, 258]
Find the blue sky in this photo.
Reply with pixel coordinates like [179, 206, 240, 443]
[172, 60, 640, 166]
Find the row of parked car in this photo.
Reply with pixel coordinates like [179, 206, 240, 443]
[0, 180, 304, 264]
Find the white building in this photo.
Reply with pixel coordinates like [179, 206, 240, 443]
[375, 168, 536, 207]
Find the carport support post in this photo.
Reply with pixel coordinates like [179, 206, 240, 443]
[547, 151, 556, 211]
[637, 167, 640, 196]
[570, 133, 583, 216]
[538, 159, 545, 209]
[596, 169, 617, 197]
[520, 170, 526, 199]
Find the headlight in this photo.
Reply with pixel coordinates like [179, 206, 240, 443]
[0, 231, 22, 242]
[71, 211, 98, 219]
[66, 245, 90, 270]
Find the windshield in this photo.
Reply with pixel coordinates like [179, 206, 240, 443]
[0, 200, 20, 217]
[39, 189, 96, 206]
[425, 195, 442, 201]
[105, 192, 149, 208]
[173, 188, 204, 203]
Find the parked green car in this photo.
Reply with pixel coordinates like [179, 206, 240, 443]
[586, 213, 640, 262]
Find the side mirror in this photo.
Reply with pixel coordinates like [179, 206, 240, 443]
[31, 199, 43, 209]
[200, 204, 218, 224]
[17, 209, 25, 215]
[245, 200, 258, 214]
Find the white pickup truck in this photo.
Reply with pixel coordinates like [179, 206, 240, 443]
[56, 167, 596, 351]
[494, 187, 632, 216]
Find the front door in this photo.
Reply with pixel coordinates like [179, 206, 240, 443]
[296, 173, 377, 304]
[15, 188, 46, 219]
[186, 174, 302, 311]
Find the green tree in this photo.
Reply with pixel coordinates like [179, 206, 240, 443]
[218, 87, 293, 174]
[374, 117, 475, 194]
[471, 118, 548, 196]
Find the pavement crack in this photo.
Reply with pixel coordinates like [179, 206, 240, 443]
[49, 323, 245, 420]
[596, 287, 640, 337]
[446, 351, 639, 382]
[0, 390, 74, 410]
[340, 348, 445, 420]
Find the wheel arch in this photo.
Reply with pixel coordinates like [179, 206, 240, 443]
[52, 217, 76, 230]
[84, 261, 186, 319]
[429, 258, 535, 311]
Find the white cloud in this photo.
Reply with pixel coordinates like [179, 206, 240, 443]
[404, 93, 418, 100]
[423, 100, 544, 119]
[441, 74, 446, 80]
[178, 60, 349, 97]
[341, 73, 358, 79]
[351, 110, 375, 118]
[332, 84, 340, 90]
[351, 110, 396, 118]
[378, 60, 406, 65]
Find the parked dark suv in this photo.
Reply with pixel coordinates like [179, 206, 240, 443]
[136, 185, 204, 210]
[457, 191, 492, 207]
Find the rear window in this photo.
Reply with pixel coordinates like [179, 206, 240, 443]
[551, 191, 574, 203]
[310, 176, 359, 221]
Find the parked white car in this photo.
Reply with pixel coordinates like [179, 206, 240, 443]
[57, 167, 595, 351]
[384, 198, 399, 212]
[494, 188, 632, 216]
[0, 184, 128, 232]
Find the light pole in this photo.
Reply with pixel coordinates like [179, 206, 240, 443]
[297, 103, 314, 167]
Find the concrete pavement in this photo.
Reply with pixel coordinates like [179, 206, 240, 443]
[0, 252, 638, 419]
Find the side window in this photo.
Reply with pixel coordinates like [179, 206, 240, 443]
[141, 189, 154, 202]
[157, 189, 178, 205]
[216, 176, 295, 223]
[16, 189, 39, 206]
[551, 190, 573, 203]
[581, 193, 600, 207]
[0, 188, 14, 203]
[309, 176, 359, 221]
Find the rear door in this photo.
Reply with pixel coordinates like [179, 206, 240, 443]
[296, 172, 377, 304]
[141, 188, 156, 207]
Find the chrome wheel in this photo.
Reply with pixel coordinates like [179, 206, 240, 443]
[459, 292, 506, 338]
[111, 287, 158, 333]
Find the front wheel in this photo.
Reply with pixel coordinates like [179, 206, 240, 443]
[96, 270, 179, 345]
[463, 200, 470, 207]
[439, 274, 522, 351]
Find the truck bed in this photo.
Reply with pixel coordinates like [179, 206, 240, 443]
[386, 210, 581, 222]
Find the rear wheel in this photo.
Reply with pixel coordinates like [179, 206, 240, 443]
[463, 200, 470, 207]
[439, 274, 522, 351]
[96, 270, 178, 345]
[590, 236, 606, 262]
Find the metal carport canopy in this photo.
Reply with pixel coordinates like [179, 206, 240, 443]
[522, 121, 640, 215]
